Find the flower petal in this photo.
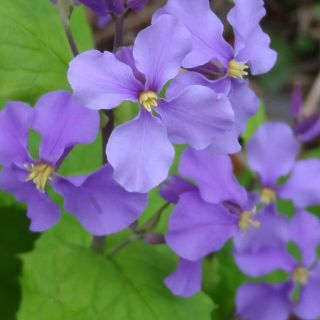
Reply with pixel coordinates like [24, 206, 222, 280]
[52, 165, 147, 236]
[160, 175, 197, 204]
[0, 166, 60, 231]
[179, 148, 248, 206]
[107, 110, 174, 192]
[68, 50, 143, 110]
[206, 128, 241, 154]
[247, 122, 299, 187]
[133, 14, 191, 92]
[236, 283, 292, 320]
[279, 159, 320, 208]
[165, 71, 231, 100]
[234, 206, 294, 277]
[33, 91, 99, 164]
[157, 85, 234, 150]
[165, 73, 240, 154]
[153, 0, 232, 68]
[229, 80, 259, 133]
[289, 211, 320, 267]
[227, 0, 277, 75]
[166, 190, 238, 261]
[115, 46, 146, 84]
[0, 102, 33, 166]
[294, 268, 320, 320]
[165, 258, 202, 297]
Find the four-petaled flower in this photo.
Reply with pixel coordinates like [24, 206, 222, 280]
[160, 148, 262, 297]
[247, 122, 320, 208]
[0, 91, 147, 234]
[68, 14, 235, 193]
[153, 0, 277, 153]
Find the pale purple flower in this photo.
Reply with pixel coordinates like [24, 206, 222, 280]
[154, 0, 277, 78]
[161, 148, 261, 296]
[0, 91, 147, 233]
[68, 15, 235, 193]
[235, 210, 320, 320]
[153, 0, 277, 151]
[247, 122, 320, 208]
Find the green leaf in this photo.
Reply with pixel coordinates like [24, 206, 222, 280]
[0, 0, 92, 104]
[18, 219, 214, 320]
[203, 242, 247, 319]
[0, 205, 38, 320]
[242, 102, 267, 143]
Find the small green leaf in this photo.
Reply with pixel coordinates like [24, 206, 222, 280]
[242, 102, 267, 143]
[287, 241, 302, 262]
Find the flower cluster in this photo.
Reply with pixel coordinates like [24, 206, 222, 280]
[3, 0, 320, 317]
[160, 122, 320, 318]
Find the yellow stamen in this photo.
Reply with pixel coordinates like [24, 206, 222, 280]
[228, 59, 249, 79]
[26, 163, 54, 193]
[261, 188, 277, 204]
[139, 91, 158, 112]
[239, 209, 261, 231]
[292, 267, 309, 285]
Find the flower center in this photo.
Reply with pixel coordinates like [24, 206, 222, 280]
[139, 91, 158, 112]
[26, 163, 54, 193]
[292, 267, 309, 285]
[227, 60, 249, 79]
[261, 188, 277, 204]
[239, 208, 261, 231]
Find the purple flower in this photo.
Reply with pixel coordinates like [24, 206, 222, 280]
[68, 15, 235, 192]
[153, 0, 276, 149]
[161, 148, 261, 296]
[154, 0, 277, 77]
[234, 210, 320, 320]
[78, 0, 149, 16]
[247, 122, 320, 208]
[0, 91, 147, 233]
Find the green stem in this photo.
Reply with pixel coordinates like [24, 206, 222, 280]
[91, 236, 107, 253]
[57, 0, 79, 57]
[91, 13, 125, 253]
[107, 202, 171, 257]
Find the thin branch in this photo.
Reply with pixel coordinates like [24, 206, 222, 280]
[107, 202, 171, 257]
[91, 13, 125, 253]
[107, 233, 142, 257]
[91, 236, 106, 253]
[57, 1, 79, 56]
